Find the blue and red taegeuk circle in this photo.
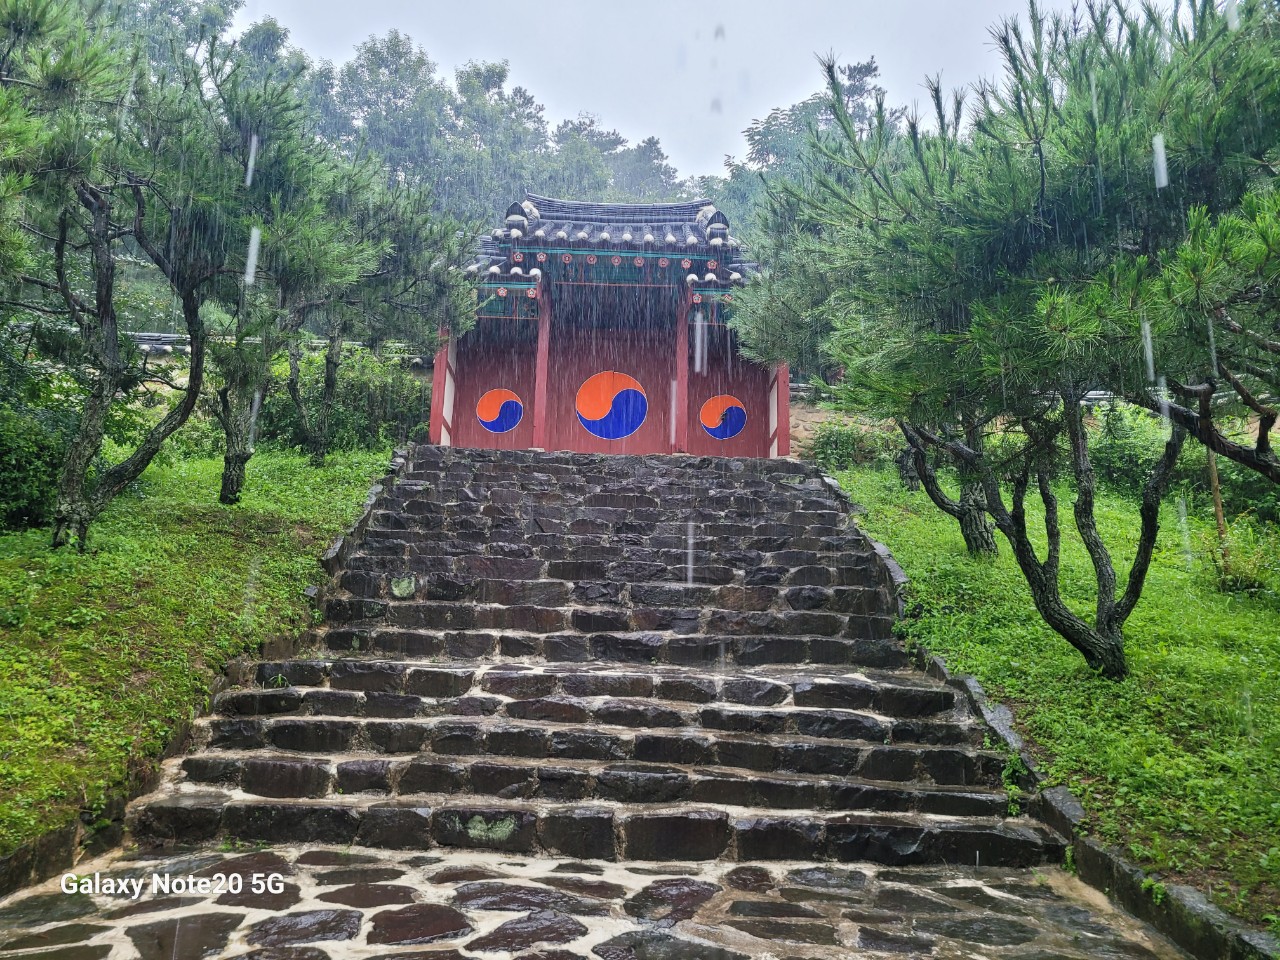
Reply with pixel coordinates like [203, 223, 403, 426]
[699, 394, 747, 440]
[476, 388, 524, 433]
[575, 372, 648, 440]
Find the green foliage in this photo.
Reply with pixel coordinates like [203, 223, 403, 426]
[810, 420, 896, 472]
[1091, 404, 1280, 523]
[841, 464, 1280, 925]
[1090, 405, 1195, 491]
[161, 410, 226, 461]
[258, 347, 428, 451]
[292, 29, 690, 221]
[0, 404, 64, 528]
[0, 447, 387, 856]
[1202, 516, 1280, 597]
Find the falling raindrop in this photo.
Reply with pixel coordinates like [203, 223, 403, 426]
[1152, 133, 1169, 189]
[1206, 314, 1218, 371]
[669, 379, 678, 446]
[1157, 374, 1170, 420]
[1225, 0, 1240, 31]
[693, 311, 707, 374]
[245, 134, 259, 188]
[244, 227, 261, 286]
[1141, 316, 1155, 381]
[686, 520, 695, 586]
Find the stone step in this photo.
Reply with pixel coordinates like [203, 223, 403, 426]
[401, 449, 825, 478]
[378, 491, 846, 517]
[368, 510, 850, 539]
[341, 551, 889, 590]
[359, 528, 860, 562]
[336, 574, 890, 619]
[195, 715, 1004, 787]
[129, 790, 1061, 866]
[213, 689, 974, 746]
[323, 598, 895, 645]
[175, 750, 1011, 816]
[236, 661, 960, 721]
[319, 627, 907, 668]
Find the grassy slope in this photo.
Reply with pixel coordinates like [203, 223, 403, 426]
[0, 449, 389, 857]
[837, 466, 1280, 927]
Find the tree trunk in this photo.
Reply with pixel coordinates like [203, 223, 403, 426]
[310, 329, 342, 467]
[217, 370, 268, 505]
[902, 424, 998, 557]
[220, 447, 251, 504]
[51, 376, 115, 549]
[219, 404, 253, 505]
[989, 467, 1132, 680]
[895, 447, 920, 491]
[51, 194, 121, 551]
[958, 475, 998, 556]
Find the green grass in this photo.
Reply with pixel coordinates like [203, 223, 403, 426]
[0, 448, 390, 858]
[838, 466, 1280, 928]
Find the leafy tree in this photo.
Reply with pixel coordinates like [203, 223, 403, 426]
[301, 30, 691, 218]
[6, 13, 252, 547]
[276, 170, 473, 467]
[700, 59, 891, 230]
[105, 0, 243, 72]
[736, 0, 1278, 678]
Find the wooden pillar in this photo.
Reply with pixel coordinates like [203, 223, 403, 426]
[532, 283, 551, 450]
[769, 363, 791, 458]
[428, 328, 450, 446]
[776, 362, 791, 457]
[673, 293, 690, 453]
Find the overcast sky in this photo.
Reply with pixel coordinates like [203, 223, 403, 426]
[232, 0, 1078, 178]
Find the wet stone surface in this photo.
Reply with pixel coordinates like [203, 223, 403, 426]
[0, 845, 1190, 959]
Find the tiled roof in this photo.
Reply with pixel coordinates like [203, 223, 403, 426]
[469, 194, 755, 288]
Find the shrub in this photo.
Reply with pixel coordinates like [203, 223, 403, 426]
[0, 404, 66, 529]
[1201, 516, 1280, 598]
[257, 347, 430, 452]
[1091, 403, 1280, 523]
[162, 411, 227, 462]
[810, 420, 896, 471]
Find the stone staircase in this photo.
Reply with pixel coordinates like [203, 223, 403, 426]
[128, 446, 1065, 868]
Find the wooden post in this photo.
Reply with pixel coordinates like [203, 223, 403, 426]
[769, 363, 791, 458]
[674, 293, 690, 453]
[776, 362, 791, 457]
[428, 328, 449, 446]
[1207, 446, 1229, 573]
[532, 283, 551, 450]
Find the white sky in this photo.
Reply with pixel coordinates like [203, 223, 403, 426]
[233, 0, 1081, 178]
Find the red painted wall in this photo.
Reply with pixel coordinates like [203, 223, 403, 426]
[449, 319, 539, 451]
[447, 309, 774, 457]
[543, 322, 677, 455]
[683, 324, 772, 458]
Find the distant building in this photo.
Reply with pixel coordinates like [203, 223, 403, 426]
[429, 195, 790, 458]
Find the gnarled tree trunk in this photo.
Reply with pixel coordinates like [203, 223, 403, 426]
[216, 382, 266, 505]
[901, 423, 998, 557]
